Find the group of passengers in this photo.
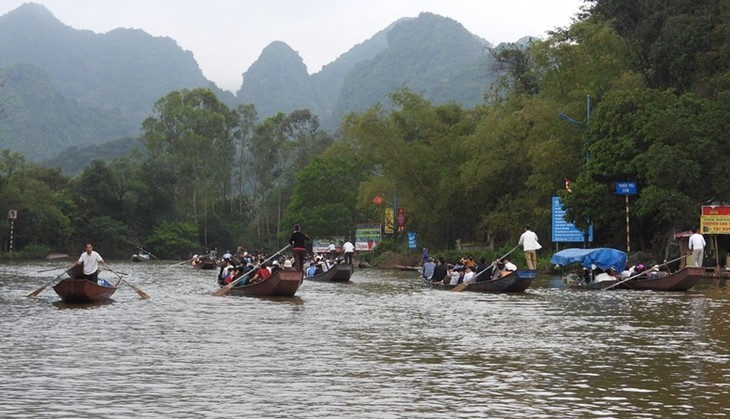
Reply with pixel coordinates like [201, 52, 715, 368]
[567, 262, 668, 284]
[305, 253, 347, 278]
[421, 255, 518, 285]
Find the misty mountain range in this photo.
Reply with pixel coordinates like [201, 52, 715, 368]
[0, 3, 523, 164]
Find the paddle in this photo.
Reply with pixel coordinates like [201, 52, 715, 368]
[213, 244, 291, 297]
[27, 266, 71, 298]
[602, 254, 689, 291]
[103, 265, 149, 299]
[168, 256, 196, 268]
[36, 266, 67, 273]
[453, 245, 520, 292]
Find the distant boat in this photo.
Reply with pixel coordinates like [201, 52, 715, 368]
[422, 270, 531, 293]
[45, 252, 69, 260]
[305, 263, 354, 282]
[132, 252, 151, 262]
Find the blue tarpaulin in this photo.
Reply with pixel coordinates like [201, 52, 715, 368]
[550, 248, 628, 272]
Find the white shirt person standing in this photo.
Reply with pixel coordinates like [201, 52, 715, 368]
[688, 228, 706, 267]
[518, 225, 542, 270]
[76, 242, 105, 281]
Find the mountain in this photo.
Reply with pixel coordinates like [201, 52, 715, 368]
[240, 13, 496, 131]
[0, 3, 225, 160]
[1, 4, 507, 162]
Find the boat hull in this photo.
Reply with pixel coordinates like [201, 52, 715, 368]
[503, 270, 538, 292]
[305, 263, 353, 282]
[423, 270, 523, 293]
[227, 269, 303, 297]
[623, 266, 704, 291]
[53, 266, 117, 303]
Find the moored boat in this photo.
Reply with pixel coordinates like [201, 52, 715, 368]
[305, 263, 354, 282]
[52, 265, 118, 303]
[227, 269, 303, 297]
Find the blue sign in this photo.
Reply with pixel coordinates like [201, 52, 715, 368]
[407, 232, 417, 249]
[615, 181, 637, 195]
[552, 196, 594, 243]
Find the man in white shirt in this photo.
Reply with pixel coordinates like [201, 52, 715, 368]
[76, 243, 105, 281]
[688, 228, 706, 267]
[518, 225, 542, 270]
[342, 240, 355, 264]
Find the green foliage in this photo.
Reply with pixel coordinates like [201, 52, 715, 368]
[146, 221, 199, 259]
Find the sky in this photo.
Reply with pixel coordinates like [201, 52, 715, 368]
[1, 0, 585, 92]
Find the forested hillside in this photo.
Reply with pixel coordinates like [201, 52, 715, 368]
[3, 0, 728, 264]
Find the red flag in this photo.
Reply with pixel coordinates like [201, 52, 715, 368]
[564, 178, 572, 193]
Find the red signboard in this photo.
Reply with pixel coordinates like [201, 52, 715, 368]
[701, 206, 730, 234]
[396, 207, 406, 231]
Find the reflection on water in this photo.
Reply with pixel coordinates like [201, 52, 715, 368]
[1, 261, 729, 418]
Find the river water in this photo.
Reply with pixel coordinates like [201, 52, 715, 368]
[1, 261, 729, 418]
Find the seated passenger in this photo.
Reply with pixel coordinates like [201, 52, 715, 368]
[594, 268, 618, 282]
[306, 262, 318, 278]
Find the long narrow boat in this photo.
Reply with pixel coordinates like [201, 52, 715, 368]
[227, 269, 303, 297]
[423, 272, 518, 293]
[305, 263, 354, 282]
[621, 266, 705, 291]
[52, 265, 118, 303]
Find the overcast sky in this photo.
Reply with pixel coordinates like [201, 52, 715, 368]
[1, 0, 585, 92]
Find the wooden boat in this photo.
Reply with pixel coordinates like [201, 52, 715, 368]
[52, 265, 118, 303]
[423, 271, 518, 293]
[305, 263, 354, 282]
[227, 269, 303, 297]
[621, 266, 704, 291]
[192, 255, 217, 270]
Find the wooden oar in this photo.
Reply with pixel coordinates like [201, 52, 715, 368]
[213, 244, 291, 297]
[36, 266, 67, 273]
[453, 245, 520, 292]
[602, 254, 689, 291]
[103, 265, 149, 299]
[168, 257, 195, 268]
[27, 267, 70, 298]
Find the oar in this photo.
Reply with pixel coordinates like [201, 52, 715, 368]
[27, 266, 71, 298]
[602, 254, 689, 291]
[168, 257, 195, 268]
[213, 244, 291, 297]
[453, 245, 520, 292]
[103, 265, 149, 299]
[36, 266, 67, 273]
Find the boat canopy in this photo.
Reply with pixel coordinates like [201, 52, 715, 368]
[550, 248, 628, 272]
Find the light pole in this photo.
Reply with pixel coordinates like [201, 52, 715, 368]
[559, 95, 592, 247]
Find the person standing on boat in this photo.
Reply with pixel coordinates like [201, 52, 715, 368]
[518, 225, 542, 270]
[342, 240, 355, 264]
[289, 224, 310, 272]
[328, 241, 337, 261]
[76, 243, 104, 282]
[688, 228, 706, 267]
